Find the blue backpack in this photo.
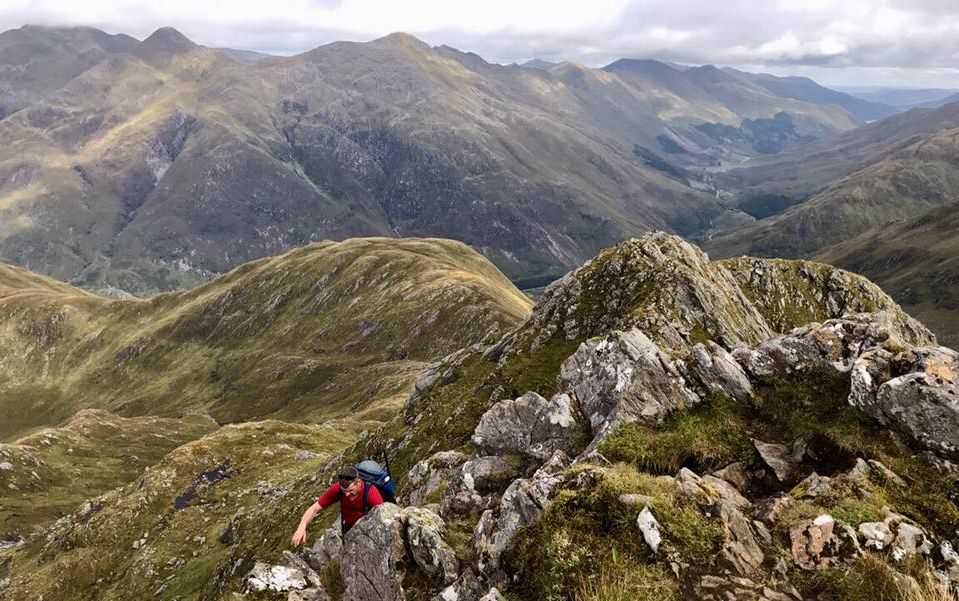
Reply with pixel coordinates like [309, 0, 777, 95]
[355, 459, 397, 506]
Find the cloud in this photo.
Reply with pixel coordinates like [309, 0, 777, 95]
[2, 0, 959, 86]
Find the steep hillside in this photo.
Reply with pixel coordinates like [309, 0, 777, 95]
[724, 69, 897, 122]
[0, 237, 532, 440]
[0, 410, 217, 536]
[816, 201, 959, 347]
[6, 234, 952, 601]
[707, 124, 959, 259]
[0, 27, 864, 294]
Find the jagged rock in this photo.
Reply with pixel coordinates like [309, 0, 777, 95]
[474, 454, 569, 575]
[403, 507, 459, 586]
[280, 551, 324, 589]
[479, 588, 506, 601]
[719, 501, 765, 575]
[713, 462, 755, 493]
[438, 471, 484, 517]
[859, 520, 895, 551]
[790, 515, 842, 569]
[340, 504, 407, 601]
[794, 473, 832, 499]
[512, 234, 773, 359]
[867, 460, 907, 487]
[406, 451, 469, 506]
[246, 563, 309, 592]
[560, 328, 700, 443]
[472, 392, 579, 459]
[704, 475, 751, 509]
[873, 347, 959, 459]
[434, 569, 484, 601]
[306, 525, 342, 572]
[687, 341, 754, 402]
[891, 522, 933, 562]
[752, 439, 804, 483]
[636, 506, 662, 554]
[697, 574, 801, 601]
[735, 313, 924, 378]
[461, 456, 518, 491]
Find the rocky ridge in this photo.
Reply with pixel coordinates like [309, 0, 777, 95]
[3, 233, 958, 601]
[238, 233, 957, 601]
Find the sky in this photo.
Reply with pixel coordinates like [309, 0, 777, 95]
[3, 0, 959, 88]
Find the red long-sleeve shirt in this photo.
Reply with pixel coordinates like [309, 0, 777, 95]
[315, 481, 384, 530]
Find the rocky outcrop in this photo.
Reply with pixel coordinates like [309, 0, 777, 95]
[404, 508, 459, 586]
[560, 328, 700, 442]
[474, 452, 570, 577]
[687, 340, 754, 401]
[341, 504, 408, 601]
[472, 392, 579, 459]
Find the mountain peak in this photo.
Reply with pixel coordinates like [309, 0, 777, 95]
[138, 26, 196, 56]
[370, 31, 431, 52]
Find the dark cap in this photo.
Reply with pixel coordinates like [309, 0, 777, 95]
[338, 465, 358, 483]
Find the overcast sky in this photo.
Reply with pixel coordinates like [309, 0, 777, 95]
[3, 0, 959, 88]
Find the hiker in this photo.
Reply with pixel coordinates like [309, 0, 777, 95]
[291, 465, 384, 547]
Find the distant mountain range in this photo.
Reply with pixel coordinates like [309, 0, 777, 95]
[705, 99, 959, 343]
[0, 25, 876, 295]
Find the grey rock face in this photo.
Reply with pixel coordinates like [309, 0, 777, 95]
[461, 456, 518, 492]
[472, 391, 579, 459]
[341, 504, 407, 601]
[306, 525, 342, 573]
[858, 520, 896, 551]
[406, 451, 469, 507]
[474, 453, 569, 575]
[718, 501, 765, 575]
[560, 328, 700, 443]
[687, 340, 754, 402]
[403, 507, 459, 586]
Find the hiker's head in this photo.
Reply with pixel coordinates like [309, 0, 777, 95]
[338, 466, 361, 495]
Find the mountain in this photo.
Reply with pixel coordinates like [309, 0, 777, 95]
[0, 25, 137, 118]
[724, 68, 897, 122]
[518, 58, 556, 70]
[816, 201, 959, 347]
[3, 234, 956, 601]
[0, 237, 532, 440]
[0, 26, 865, 295]
[838, 86, 959, 109]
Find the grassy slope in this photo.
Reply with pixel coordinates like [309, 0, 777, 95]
[0, 237, 532, 440]
[0, 409, 217, 536]
[816, 201, 959, 347]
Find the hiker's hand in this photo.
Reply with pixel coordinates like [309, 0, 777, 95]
[291, 527, 307, 548]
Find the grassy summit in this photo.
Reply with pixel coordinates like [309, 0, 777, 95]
[0, 237, 532, 440]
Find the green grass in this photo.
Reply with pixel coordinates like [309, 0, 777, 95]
[600, 392, 756, 474]
[506, 464, 721, 601]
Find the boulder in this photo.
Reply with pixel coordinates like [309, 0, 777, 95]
[560, 328, 700, 443]
[794, 473, 832, 499]
[874, 347, 959, 459]
[687, 341, 754, 402]
[752, 439, 804, 483]
[472, 392, 579, 459]
[636, 506, 662, 554]
[340, 504, 408, 601]
[891, 522, 933, 562]
[712, 462, 755, 493]
[858, 520, 895, 551]
[461, 456, 518, 492]
[402, 507, 459, 586]
[790, 515, 842, 569]
[246, 563, 309, 593]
